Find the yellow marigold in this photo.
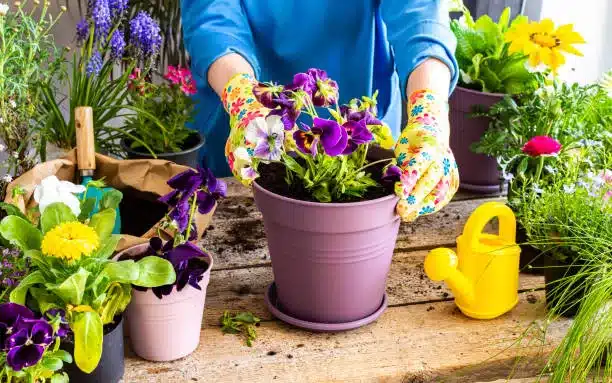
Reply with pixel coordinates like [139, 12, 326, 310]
[41, 222, 100, 261]
[505, 19, 585, 72]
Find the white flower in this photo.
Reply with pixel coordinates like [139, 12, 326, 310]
[502, 171, 514, 181]
[1, 174, 12, 183]
[9, 100, 16, 109]
[11, 152, 18, 159]
[0, 143, 5, 152]
[0, 3, 8, 16]
[245, 115, 284, 162]
[532, 184, 544, 195]
[33, 175, 86, 216]
[563, 184, 576, 194]
[577, 180, 589, 189]
[544, 165, 556, 174]
[0, 117, 4, 124]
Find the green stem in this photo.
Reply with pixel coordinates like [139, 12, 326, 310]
[184, 192, 198, 243]
[534, 156, 545, 184]
[357, 157, 393, 172]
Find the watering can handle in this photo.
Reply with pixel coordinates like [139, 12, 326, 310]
[462, 202, 516, 249]
[75, 107, 96, 174]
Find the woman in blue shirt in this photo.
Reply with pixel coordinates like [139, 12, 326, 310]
[181, 0, 460, 221]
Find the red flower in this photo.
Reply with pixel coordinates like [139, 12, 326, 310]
[522, 136, 562, 157]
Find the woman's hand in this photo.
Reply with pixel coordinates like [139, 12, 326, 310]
[392, 89, 459, 222]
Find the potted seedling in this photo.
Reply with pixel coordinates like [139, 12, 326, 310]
[116, 166, 225, 361]
[0, 177, 176, 382]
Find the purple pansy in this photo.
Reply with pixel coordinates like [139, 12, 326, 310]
[129, 11, 162, 60]
[342, 119, 374, 155]
[268, 93, 301, 130]
[293, 117, 348, 157]
[109, 29, 126, 60]
[196, 169, 227, 215]
[76, 18, 90, 44]
[307, 68, 339, 107]
[86, 50, 103, 77]
[286, 72, 317, 95]
[91, 0, 112, 41]
[382, 165, 402, 185]
[252, 83, 284, 109]
[45, 309, 71, 338]
[6, 318, 54, 371]
[0, 303, 35, 350]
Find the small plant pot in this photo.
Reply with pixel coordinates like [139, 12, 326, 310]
[253, 181, 400, 327]
[61, 316, 124, 383]
[516, 223, 544, 274]
[121, 131, 205, 168]
[117, 243, 212, 361]
[449, 86, 505, 193]
[543, 256, 587, 318]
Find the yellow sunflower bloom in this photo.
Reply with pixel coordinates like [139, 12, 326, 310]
[505, 18, 585, 72]
[41, 222, 100, 261]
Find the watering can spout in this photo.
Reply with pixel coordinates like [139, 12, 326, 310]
[424, 248, 475, 304]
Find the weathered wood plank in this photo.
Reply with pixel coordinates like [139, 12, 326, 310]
[123, 291, 567, 383]
[206, 178, 506, 270]
[203, 250, 544, 326]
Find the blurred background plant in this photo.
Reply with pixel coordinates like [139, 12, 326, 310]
[0, 246, 28, 303]
[0, 0, 65, 198]
[38, 0, 162, 157]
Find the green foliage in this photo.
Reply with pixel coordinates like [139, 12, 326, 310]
[0, 215, 42, 251]
[451, 7, 537, 94]
[123, 73, 197, 153]
[72, 311, 104, 374]
[88, 208, 117, 241]
[220, 311, 261, 347]
[41, 202, 77, 234]
[0, 337, 72, 382]
[0, 1, 65, 179]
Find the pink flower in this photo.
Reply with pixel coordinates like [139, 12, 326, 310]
[522, 136, 562, 157]
[601, 169, 612, 184]
[165, 65, 181, 84]
[181, 81, 197, 96]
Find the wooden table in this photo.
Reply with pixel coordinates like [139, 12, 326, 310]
[124, 179, 569, 382]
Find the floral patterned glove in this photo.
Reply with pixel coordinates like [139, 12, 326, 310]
[222, 73, 273, 185]
[389, 89, 460, 222]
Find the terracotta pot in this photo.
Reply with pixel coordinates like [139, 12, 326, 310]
[121, 131, 205, 168]
[253, 181, 400, 325]
[449, 86, 505, 193]
[117, 243, 212, 361]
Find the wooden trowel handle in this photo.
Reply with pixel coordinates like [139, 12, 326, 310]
[75, 106, 96, 175]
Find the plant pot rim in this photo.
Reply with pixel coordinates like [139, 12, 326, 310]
[253, 181, 399, 208]
[114, 241, 213, 274]
[455, 85, 506, 98]
[120, 131, 205, 158]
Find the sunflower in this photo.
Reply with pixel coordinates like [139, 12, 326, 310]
[41, 222, 100, 261]
[505, 19, 585, 72]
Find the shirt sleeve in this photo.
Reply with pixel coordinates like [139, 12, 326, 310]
[380, 0, 458, 98]
[181, 0, 260, 88]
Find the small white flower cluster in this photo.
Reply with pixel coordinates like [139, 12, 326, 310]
[0, 3, 9, 16]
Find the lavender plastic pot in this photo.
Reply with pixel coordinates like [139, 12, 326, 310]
[116, 243, 212, 361]
[450, 86, 505, 193]
[253, 182, 400, 324]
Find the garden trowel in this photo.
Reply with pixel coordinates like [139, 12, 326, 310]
[75, 106, 122, 234]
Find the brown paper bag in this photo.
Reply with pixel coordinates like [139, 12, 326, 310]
[4, 149, 214, 252]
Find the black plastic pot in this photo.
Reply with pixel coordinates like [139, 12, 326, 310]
[62, 316, 125, 383]
[516, 223, 544, 274]
[121, 131, 205, 168]
[543, 256, 587, 318]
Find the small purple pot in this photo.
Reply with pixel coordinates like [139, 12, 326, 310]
[253, 182, 400, 324]
[449, 86, 505, 193]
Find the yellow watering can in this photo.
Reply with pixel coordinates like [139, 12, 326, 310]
[425, 202, 520, 319]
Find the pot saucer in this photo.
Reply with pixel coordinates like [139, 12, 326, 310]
[264, 282, 388, 332]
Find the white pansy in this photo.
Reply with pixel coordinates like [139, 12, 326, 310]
[1, 174, 12, 183]
[245, 115, 284, 161]
[33, 175, 86, 216]
[0, 3, 8, 16]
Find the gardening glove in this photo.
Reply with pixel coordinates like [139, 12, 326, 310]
[392, 89, 460, 222]
[222, 73, 279, 186]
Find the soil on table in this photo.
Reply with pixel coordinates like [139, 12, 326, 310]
[256, 154, 395, 203]
[119, 187, 168, 237]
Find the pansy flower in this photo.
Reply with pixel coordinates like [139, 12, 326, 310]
[253, 82, 284, 109]
[293, 118, 348, 157]
[245, 115, 285, 162]
[342, 119, 374, 155]
[0, 303, 35, 349]
[307, 68, 339, 107]
[5, 318, 54, 371]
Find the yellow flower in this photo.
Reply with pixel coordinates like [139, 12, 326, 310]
[505, 19, 585, 72]
[41, 222, 100, 261]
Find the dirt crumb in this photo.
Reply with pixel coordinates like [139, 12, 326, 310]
[527, 294, 538, 304]
[267, 351, 277, 356]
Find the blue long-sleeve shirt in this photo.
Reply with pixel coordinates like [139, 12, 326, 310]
[181, 0, 458, 176]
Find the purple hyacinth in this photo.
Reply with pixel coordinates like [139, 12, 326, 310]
[129, 11, 162, 60]
[109, 0, 128, 19]
[91, 0, 112, 41]
[293, 117, 348, 157]
[109, 29, 126, 60]
[76, 18, 90, 45]
[86, 50, 103, 77]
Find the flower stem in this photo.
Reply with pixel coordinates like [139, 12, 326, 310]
[184, 192, 198, 243]
[358, 157, 393, 172]
[534, 156, 545, 184]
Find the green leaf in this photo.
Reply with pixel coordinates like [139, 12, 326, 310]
[50, 350, 73, 364]
[72, 311, 103, 374]
[0, 215, 43, 251]
[49, 268, 90, 305]
[29, 287, 62, 314]
[0, 202, 29, 221]
[50, 373, 70, 383]
[102, 260, 140, 283]
[98, 283, 131, 324]
[282, 154, 305, 178]
[78, 198, 97, 221]
[41, 357, 64, 371]
[88, 208, 116, 240]
[92, 235, 120, 259]
[41, 202, 77, 234]
[100, 189, 123, 211]
[517, 156, 530, 177]
[134, 256, 176, 288]
[498, 7, 511, 31]
[10, 271, 46, 304]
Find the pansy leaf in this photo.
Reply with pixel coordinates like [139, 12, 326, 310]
[78, 198, 97, 221]
[134, 256, 176, 288]
[49, 267, 90, 305]
[71, 311, 103, 374]
[100, 190, 123, 211]
[41, 357, 64, 371]
[102, 260, 140, 283]
[41, 203, 77, 234]
[50, 373, 70, 383]
[0, 215, 42, 251]
[281, 154, 305, 178]
[92, 235, 121, 259]
[9, 270, 46, 304]
[49, 350, 73, 363]
[88, 208, 116, 241]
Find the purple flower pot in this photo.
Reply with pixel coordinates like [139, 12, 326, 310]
[449, 86, 505, 193]
[253, 182, 400, 324]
